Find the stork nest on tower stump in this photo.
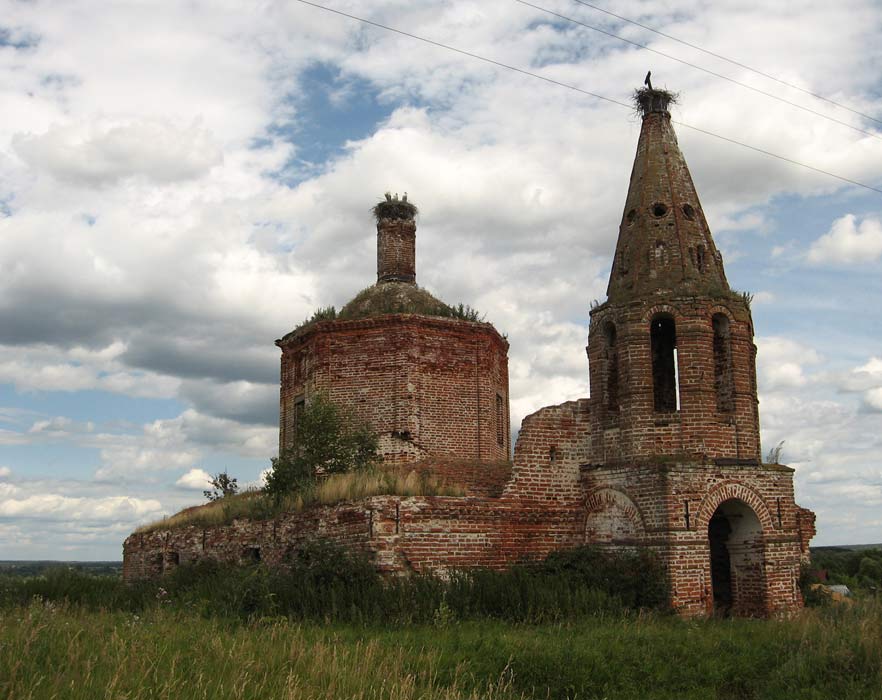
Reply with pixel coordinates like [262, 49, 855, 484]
[633, 87, 679, 117]
[372, 193, 418, 221]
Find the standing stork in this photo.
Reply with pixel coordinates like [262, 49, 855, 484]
[645, 71, 652, 90]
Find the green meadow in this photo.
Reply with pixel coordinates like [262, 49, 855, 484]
[1, 547, 880, 700]
[2, 600, 880, 700]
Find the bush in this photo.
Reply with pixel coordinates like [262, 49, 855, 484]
[0, 544, 669, 624]
[203, 471, 239, 502]
[265, 394, 379, 502]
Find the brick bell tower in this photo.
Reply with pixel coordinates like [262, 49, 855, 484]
[582, 87, 814, 617]
[588, 88, 759, 464]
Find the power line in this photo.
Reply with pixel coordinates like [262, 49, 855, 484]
[515, 0, 882, 142]
[568, 0, 882, 127]
[292, 0, 882, 196]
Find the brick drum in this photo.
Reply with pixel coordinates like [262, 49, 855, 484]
[124, 89, 814, 618]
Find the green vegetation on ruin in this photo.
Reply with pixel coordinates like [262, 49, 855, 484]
[136, 469, 464, 534]
[285, 284, 485, 338]
[137, 394, 468, 534]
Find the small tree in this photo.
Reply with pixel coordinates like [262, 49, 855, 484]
[203, 471, 239, 502]
[265, 394, 378, 502]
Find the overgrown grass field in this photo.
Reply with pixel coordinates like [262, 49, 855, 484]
[2, 546, 880, 700]
[2, 599, 880, 700]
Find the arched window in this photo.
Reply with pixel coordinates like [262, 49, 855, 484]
[604, 322, 619, 411]
[713, 314, 735, 412]
[651, 315, 679, 412]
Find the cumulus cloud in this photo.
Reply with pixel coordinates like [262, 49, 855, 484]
[12, 119, 222, 186]
[0, 494, 163, 521]
[863, 387, 882, 413]
[756, 337, 822, 390]
[0, 466, 11, 479]
[175, 468, 212, 490]
[0, 0, 881, 554]
[807, 214, 882, 265]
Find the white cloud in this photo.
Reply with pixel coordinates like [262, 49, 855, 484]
[0, 482, 21, 498]
[807, 214, 882, 265]
[175, 468, 213, 490]
[751, 291, 775, 305]
[756, 337, 822, 390]
[0, 344, 181, 399]
[12, 119, 222, 186]
[863, 387, 882, 413]
[0, 466, 11, 479]
[0, 0, 880, 554]
[0, 494, 163, 522]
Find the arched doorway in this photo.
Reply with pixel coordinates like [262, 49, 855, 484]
[707, 499, 767, 617]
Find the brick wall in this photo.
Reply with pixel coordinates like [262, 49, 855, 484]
[581, 460, 806, 617]
[588, 296, 761, 464]
[279, 315, 510, 463]
[377, 217, 416, 284]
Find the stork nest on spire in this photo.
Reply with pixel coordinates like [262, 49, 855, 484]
[633, 87, 679, 117]
[372, 196, 418, 221]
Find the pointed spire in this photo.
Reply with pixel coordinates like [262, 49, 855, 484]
[607, 88, 729, 303]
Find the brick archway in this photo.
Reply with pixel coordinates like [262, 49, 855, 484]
[695, 481, 775, 534]
[584, 487, 646, 544]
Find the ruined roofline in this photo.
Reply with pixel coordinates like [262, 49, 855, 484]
[275, 308, 508, 349]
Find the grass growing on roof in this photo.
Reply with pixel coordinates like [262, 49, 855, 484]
[134, 468, 463, 534]
[337, 283, 484, 322]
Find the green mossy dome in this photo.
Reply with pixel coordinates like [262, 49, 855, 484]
[339, 283, 455, 320]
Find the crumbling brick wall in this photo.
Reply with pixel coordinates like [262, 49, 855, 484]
[278, 315, 510, 464]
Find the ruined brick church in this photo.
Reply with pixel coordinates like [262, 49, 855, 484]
[124, 89, 815, 617]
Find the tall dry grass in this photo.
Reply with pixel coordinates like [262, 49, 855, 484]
[2, 598, 881, 699]
[0, 603, 520, 700]
[136, 469, 463, 534]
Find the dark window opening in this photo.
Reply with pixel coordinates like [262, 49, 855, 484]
[549, 446, 557, 462]
[713, 314, 735, 413]
[293, 396, 305, 436]
[708, 513, 734, 615]
[652, 202, 668, 217]
[651, 315, 678, 412]
[618, 248, 629, 276]
[604, 322, 619, 411]
[243, 547, 261, 563]
[696, 244, 707, 272]
[495, 394, 505, 447]
[682, 203, 695, 220]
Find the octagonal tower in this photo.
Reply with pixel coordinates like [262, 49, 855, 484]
[276, 196, 510, 464]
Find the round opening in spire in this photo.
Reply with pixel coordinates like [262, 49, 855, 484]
[651, 202, 668, 218]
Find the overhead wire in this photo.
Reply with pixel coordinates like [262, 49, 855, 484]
[292, 0, 882, 196]
[568, 0, 882, 127]
[515, 0, 882, 142]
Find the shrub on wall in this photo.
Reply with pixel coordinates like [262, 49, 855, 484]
[265, 394, 379, 502]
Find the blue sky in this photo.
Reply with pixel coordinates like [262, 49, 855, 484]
[1, 0, 881, 559]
